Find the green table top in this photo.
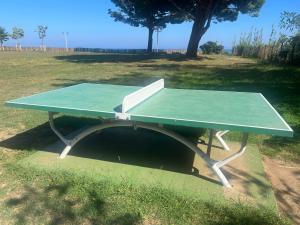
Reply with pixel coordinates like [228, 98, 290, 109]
[6, 83, 293, 137]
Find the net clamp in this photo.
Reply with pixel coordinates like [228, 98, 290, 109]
[115, 112, 130, 120]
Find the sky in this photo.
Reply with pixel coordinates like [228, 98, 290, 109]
[0, 0, 299, 49]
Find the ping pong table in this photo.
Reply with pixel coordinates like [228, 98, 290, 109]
[6, 79, 293, 187]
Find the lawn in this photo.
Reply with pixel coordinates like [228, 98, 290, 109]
[0, 51, 299, 224]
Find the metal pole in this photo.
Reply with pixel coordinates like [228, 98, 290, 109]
[63, 32, 68, 52]
[207, 129, 215, 157]
[156, 29, 159, 53]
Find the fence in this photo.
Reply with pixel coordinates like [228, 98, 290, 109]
[0, 46, 75, 52]
[0, 46, 191, 54]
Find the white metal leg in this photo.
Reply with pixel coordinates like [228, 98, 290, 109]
[60, 145, 72, 159]
[212, 133, 249, 187]
[216, 130, 230, 151]
[49, 112, 70, 146]
[48, 112, 249, 188]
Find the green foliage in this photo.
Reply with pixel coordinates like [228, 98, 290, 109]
[167, 0, 265, 57]
[108, 0, 265, 56]
[233, 27, 263, 57]
[10, 27, 24, 50]
[36, 25, 47, 40]
[11, 27, 24, 40]
[233, 11, 300, 65]
[36, 25, 48, 51]
[289, 33, 300, 64]
[280, 11, 300, 34]
[108, 0, 181, 52]
[169, 0, 265, 22]
[0, 26, 9, 46]
[109, 0, 172, 29]
[200, 41, 224, 54]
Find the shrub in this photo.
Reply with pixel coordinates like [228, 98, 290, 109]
[200, 41, 224, 54]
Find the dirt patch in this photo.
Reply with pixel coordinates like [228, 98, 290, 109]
[0, 128, 18, 141]
[196, 140, 257, 203]
[263, 156, 300, 224]
[217, 143, 257, 204]
[0, 128, 25, 161]
[141, 215, 161, 225]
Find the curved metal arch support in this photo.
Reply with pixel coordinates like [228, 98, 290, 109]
[49, 112, 211, 161]
[49, 112, 70, 146]
[48, 112, 248, 188]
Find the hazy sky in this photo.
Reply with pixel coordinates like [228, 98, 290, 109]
[1, 0, 299, 49]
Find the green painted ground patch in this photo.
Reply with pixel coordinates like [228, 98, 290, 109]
[18, 128, 277, 210]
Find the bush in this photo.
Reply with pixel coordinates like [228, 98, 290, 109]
[200, 41, 224, 54]
[233, 30, 300, 65]
[289, 33, 300, 64]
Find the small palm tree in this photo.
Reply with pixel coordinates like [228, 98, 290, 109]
[11, 27, 24, 51]
[36, 25, 48, 51]
[0, 26, 9, 50]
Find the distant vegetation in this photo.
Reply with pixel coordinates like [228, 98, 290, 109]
[0, 26, 9, 49]
[36, 25, 48, 51]
[233, 11, 300, 65]
[0, 1, 266, 57]
[11, 27, 24, 51]
[108, 0, 178, 53]
[0, 25, 49, 52]
[108, 0, 265, 57]
[200, 41, 224, 54]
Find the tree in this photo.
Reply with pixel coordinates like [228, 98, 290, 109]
[280, 11, 300, 34]
[36, 25, 48, 51]
[280, 12, 300, 64]
[168, 0, 265, 57]
[154, 26, 163, 52]
[108, 0, 179, 53]
[11, 27, 24, 51]
[0, 26, 9, 50]
[200, 41, 223, 54]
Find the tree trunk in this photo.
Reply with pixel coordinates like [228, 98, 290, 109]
[42, 38, 46, 51]
[186, 20, 206, 58]
[290, 42, 296, 64]
[147, 27, 154, 53]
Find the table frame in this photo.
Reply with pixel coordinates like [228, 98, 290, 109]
[49, 112, 248, 188]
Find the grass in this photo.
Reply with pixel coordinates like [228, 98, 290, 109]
[0, 51, 299, 224]
[1, 162, 289, 225]
[0, 52, 299, 161]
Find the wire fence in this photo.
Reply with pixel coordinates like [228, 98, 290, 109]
[0, 46, 72, 52]
[0, 46, 191, 54]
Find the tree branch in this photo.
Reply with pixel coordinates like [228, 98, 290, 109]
[203, 0, 219, 32]
[168, 0, 195, 20]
